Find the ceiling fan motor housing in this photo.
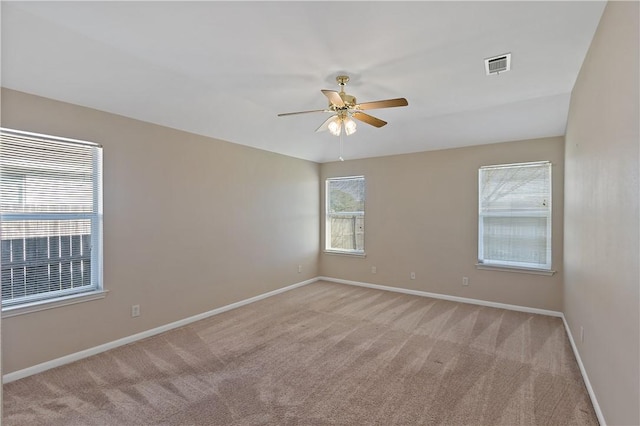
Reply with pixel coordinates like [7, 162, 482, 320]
[336, 93, 356, 108]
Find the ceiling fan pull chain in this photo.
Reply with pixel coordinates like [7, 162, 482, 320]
[339, 131, 344, 161]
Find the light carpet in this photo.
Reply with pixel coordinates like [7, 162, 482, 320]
[3, 281, 598, 425]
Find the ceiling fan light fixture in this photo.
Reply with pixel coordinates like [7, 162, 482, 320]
[328, 117, 342, 136]
[344, 117, 357, 135]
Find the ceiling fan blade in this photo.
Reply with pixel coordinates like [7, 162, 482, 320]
[356, 98, 408, 110]
[353, 112, 387, 128]
[321, 90, 345, 107]
[278, 109, 328, 117]
[315, 115, 337, 132]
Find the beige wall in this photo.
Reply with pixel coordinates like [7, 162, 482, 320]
[0, 88, 320, 373]
[320, 137, 564, 311]
[564, 2, 640, 425]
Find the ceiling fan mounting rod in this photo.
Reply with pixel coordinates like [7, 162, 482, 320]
[336, 75, 350, 88]
[334, 75, 356, 107]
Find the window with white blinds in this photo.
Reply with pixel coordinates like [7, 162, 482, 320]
[478, 161, 552, 270]
[0, 128, 103, 308]
[326, 176, 365, 254]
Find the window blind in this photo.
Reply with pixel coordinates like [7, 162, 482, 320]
[0, 128, 103, 307]
[478, 161, 551, 270]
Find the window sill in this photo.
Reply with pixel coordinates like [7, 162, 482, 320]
[324, 250, 367, 258]
[2, 290, 109, 318]
[475, 264, 555, 276]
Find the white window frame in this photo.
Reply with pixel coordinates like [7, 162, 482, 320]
[0, 128, 104, 315]
[478, 161, 552, 272]
[325, 176, 365, 256]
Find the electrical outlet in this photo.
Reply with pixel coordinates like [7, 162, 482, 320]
[131, 304, 140, 318]
[298, 265, 302, 273]
[371, 266, 377, 274]
[410, 272, 416, 280]
[462, 277, 469, 286]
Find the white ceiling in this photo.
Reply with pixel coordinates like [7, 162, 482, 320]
[2, 1, 606, 163]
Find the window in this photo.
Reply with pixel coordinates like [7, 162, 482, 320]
[0, 128, 103, 310]
[326, 176, 365, 254]
[478, 161, 551, 271]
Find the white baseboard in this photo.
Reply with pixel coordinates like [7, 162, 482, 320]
[3, 277, 318, 383]
[561, 315, 606, 425]
[319, 276, 563, 317]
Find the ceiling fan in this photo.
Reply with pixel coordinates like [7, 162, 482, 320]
[278, 75, 408, 136]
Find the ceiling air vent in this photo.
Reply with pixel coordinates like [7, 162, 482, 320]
[484, 53, 511, 75]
